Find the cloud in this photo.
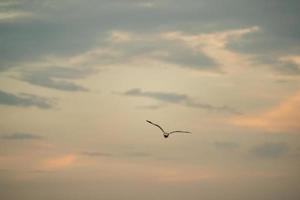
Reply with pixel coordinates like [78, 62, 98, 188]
[155, 43, 216, 70]
[161, 26, 259, 73]
[280, 55, 300, 66]
[6, 29, 211, 94]
[274, 63, 300, 77]
[19, 66, 94, 91]
[0, 90, 54, 109]
[1, 132, 44, 140]
[153, 165, 218, 183]
[135, 1, 155, 8]
[137, 104, 163, 110]
[185, 100, 242, 114]
[250, 142, 289, 158]
[81, 151, 113, 157]
[124, 88, 240, 114]
[275, 55, 300, 76]
[0, 11, 33, 22]
[40, 154, 76, 170]
[0, 1, 33, 22]
[214, 141, 239, 150]
[125, 151, 151, 158]
[108, 31, 134, 43]
[1, 0, 299, 75]
[81, 151, 151, 158]
[1, 26, 257, 75]
[253, 55, 300, 77]
[66, 30, 217, 71]
[0, 1, 19, 7]
[102, 30, 218, 70]
[124, 88, 187, 103]
[231, 91, 300, 133]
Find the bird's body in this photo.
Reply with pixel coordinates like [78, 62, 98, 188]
[146, 120, 191, 138]
[163, 133, 169, 138]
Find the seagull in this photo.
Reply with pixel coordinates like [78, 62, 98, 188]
[146, 120, 191, 138]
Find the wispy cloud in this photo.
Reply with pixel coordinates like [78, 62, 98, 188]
[0, 1, 19, 7]
[214, 141, 239, 150]
[75, 30, 217, 71]
[0, 1, 33, 22]
[0, 11, 33, 22]
[250, 142, 289, 159]
[255, 55, 300, 77]
[137, 104, 164, 110]
[1, 132, 44, 140]
[81, 151, 151, 158]
[0, 90, 55, 109]
[124, 88, 187, 103]
[40, 154, 76, 170]
[19, 66, 94, 92]
[185, 100, 241, 114]
[275, 55, 300, 76]
[161, 26, 259, 73]
[153, 165, 218, 183]
[136, 1, 155, 8]
[231, 90, 300, 133]
[124, 88, 240, 114]
[81, 151, 113, 157]
[6, 27, 256, 82]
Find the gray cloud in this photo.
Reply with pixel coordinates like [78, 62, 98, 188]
[250, 142, 289, 158]
[1, 0, 299, 80]
[20, 67, 94, 91]
[81, 151, 113, 157]
[246, 55, 300, 76]
[1, 132, 44, 140]
[1, 0, 300, 73]
[185, 100, 242, 115]
[0, 90, 54, 109]
[159, 47, 215, 69]
[124, 88, 240, 114]
[153, 41, 216, 70]
[125, 88, 187, 103]
[137, 104, 163, 110]
[109, 38, 217, 70]
[274, 61, 300, 76]
[214, 141, 239, 150]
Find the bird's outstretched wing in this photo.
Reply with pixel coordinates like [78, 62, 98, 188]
[169, 130, 191, 134]
[146, 120, 165, 133]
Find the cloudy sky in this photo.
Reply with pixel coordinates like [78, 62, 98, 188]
[1, 0, 300, 199]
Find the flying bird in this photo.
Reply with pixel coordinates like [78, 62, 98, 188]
[146, 120, 191, 138]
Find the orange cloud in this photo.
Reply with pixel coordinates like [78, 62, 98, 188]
[279, 55, 300, 65]
[40, 154, 76, 170]
[231, 91, 300, 133]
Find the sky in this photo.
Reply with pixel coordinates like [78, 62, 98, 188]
[0, 0, 300, 199]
